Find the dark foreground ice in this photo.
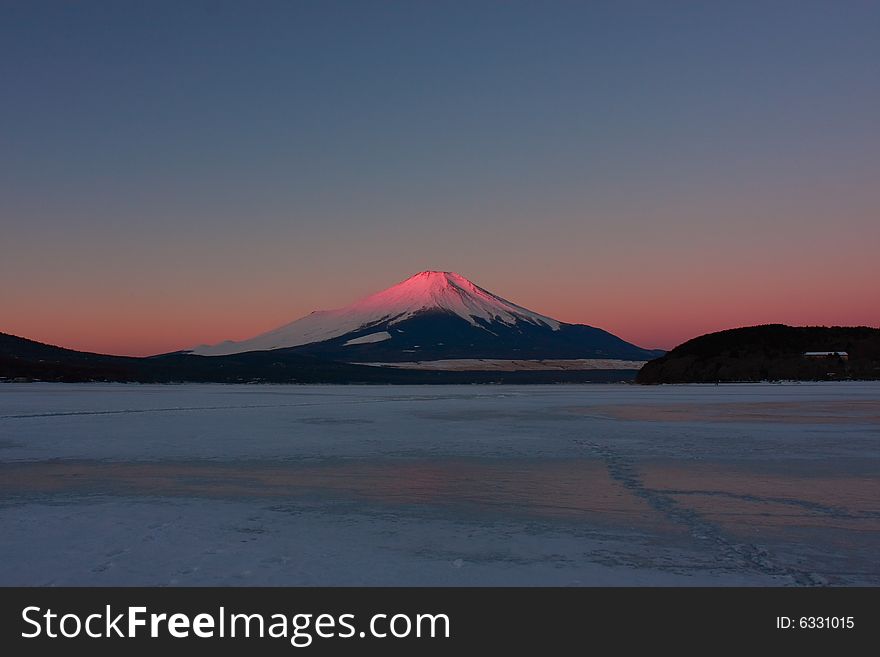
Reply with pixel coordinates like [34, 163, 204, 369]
[0, 382, 877, 586]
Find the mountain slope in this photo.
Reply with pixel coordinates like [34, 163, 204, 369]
[192, 271, 661, 362]
[292, 310, 659, 362]
[636, 325, 880, 383]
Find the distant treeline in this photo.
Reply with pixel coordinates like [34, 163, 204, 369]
[0, 333, 636, 385]
[636, 325, 880, 384]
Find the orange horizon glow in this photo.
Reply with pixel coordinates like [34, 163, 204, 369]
[4, 267, 878, 357]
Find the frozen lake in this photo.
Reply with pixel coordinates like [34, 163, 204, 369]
[1, 382, 877, 586]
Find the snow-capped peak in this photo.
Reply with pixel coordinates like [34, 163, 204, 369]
[192, 271, 562, 356]
[349, 271, 560, 329]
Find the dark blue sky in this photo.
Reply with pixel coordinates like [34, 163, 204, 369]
[2, 1, 878, 354]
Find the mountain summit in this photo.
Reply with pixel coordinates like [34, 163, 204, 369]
[192, 271, 661, 362]
[338, 270, 561, 330]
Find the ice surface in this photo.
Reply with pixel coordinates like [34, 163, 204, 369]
[354, 358, 648, 371]
[0, 382, 877, 586]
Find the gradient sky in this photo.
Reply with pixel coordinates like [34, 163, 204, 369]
[2, 1, 878, 356]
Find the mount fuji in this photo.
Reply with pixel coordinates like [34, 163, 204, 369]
[192, 271, 662, 364]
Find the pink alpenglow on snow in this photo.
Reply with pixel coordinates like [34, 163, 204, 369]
[192, 271, 560, 356]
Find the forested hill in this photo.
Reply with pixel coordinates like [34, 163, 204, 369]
[636, 325, 880, 384]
